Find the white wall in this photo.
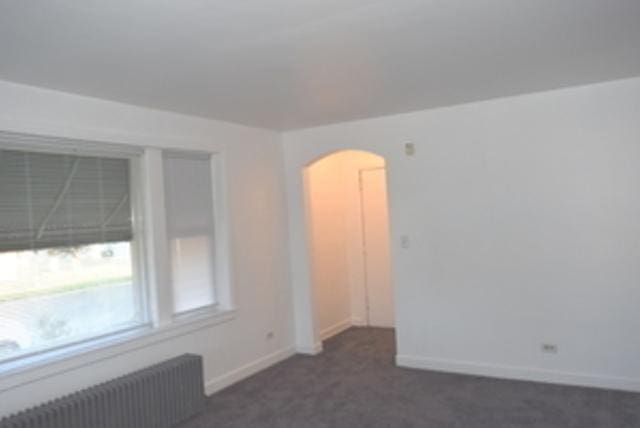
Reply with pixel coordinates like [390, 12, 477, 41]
[0, 80, 294, 415]
[283, 77, 640, 391]
[4, 74, 637, 415]
[340, 151, 386, 326]
[305, 154, 351, 338]
[305, 151, 386, 339]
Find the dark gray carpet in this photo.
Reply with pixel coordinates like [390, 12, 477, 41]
[181, 328, 640, 428]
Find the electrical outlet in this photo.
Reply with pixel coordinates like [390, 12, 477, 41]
[400, 235, 410, 249]
[541, 343, 558, 354]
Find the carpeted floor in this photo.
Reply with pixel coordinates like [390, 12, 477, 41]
[181, 328, 640, 428]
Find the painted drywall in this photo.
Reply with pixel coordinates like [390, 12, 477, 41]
[0, 80, 294, 415]
[305, 154, 351, 338]
[305, 151, 387, 339]
[341, 152, 386, 326]
[283, 77, 640, 391]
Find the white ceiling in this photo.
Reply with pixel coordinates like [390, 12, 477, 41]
[1, 0, 639, 130]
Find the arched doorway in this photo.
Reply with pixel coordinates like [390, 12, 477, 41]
[304, 150, 394, 342]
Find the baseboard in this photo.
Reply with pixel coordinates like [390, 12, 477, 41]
[296, 341, 323, 355]
[396, 354, 640, 393]
[205, 346, 295, 395]
[319, 319, 352, 341]
[350, 317, 367, 327]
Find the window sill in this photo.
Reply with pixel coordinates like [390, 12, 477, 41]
[0, 307, 237, 393]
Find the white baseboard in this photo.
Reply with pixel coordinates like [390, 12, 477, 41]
[205, 346, 295, 395]
[296, 341, 323, 355]
[396, 354, 640, 393]
[350, 317, 367, 327]
[319, 319, 352, 341]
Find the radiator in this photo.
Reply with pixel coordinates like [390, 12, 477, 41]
[0, 354, 206, 428]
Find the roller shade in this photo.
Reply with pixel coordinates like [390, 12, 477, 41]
[164, 152, 217, 313]
[0, 148, 133, 252]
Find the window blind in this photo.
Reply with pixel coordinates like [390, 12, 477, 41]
[163, 152, 216, 313]
[0, 148, 133, 252]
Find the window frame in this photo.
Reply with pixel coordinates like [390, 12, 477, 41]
[162, 149, 219, 317]
[0, 136, 151, 366]
[0, 131, 236, 382]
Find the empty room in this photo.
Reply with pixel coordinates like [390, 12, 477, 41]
[1, 1, 639, 427]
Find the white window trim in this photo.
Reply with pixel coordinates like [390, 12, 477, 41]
[129, 154, 152, 326]
[0, 130, 144, 158]
[0, 132, 237, 391]
[208, 150, 235, 311]
[0, 307, 237, 393]
[145, 147, 235, 325]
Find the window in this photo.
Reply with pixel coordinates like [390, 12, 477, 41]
[0, 148, 146, 362]
[163, 152, 217, 314]
[0, 136, 231, 374]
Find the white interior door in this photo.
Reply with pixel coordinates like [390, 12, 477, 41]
[360, 168, 394, 327]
